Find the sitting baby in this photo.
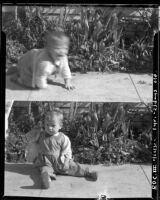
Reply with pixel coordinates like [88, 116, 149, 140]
[10, 31, 74, 90]
[22, 109, 98, 189]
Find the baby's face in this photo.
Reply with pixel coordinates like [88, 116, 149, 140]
[45, 114, 62, 136]
[47, 45, 69, 62]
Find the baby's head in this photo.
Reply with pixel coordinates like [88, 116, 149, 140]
[45, 31, 70, 61]
[44, 109, 63, 136]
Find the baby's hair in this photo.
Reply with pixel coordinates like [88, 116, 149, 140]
[45, 31, 70, 48]
[45, 108, 64, 126]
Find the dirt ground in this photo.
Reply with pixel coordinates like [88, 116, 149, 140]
[6, 72, 153, 102]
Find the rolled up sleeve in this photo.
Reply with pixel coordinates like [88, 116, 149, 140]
[61, 134, 72, 159]
[60, 56, 72, 80]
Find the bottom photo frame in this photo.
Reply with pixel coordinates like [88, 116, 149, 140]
[4, 101, 152, 198]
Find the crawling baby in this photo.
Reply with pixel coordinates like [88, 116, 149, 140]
[10, 31, 74, 90]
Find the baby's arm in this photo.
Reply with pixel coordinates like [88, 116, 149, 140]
[60, 134, 72, 169]
[60, 56, 75, 90]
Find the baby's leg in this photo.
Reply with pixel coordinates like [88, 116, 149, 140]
[9, 65, 23, 85]
[10, 70, 33, 89]
[64, 159, 86, 177]
[37, 155, 57, 189]
[39, 165, 56, 189]
[6, 65, 18, 75]
[62, 159, 98, 181]
[35, 76, 48, 89]
[10, 73, 19, 83]
[10, 74, 33, 89]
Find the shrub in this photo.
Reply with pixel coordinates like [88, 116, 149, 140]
[6, 39, 26, 65]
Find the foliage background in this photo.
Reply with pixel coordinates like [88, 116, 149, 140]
[3, 6, 158, 73]
[3, 6, 155, 165]
[6, 102, 152, 165]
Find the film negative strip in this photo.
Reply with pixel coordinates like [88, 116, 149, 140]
[1, 3, 160, 200]
[152, 7, 159, 199]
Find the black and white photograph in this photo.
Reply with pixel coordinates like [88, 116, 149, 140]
[5, 101, 152, 198]
[2, 3, 159, 200]
[3, 5, 157, 102]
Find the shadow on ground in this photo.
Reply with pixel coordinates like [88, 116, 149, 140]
[47, 79, 66, 89]
[6, 75, 33, 91]
[5, 163, 41, 189]
[5, 162, 97, 191]
[6, 75, 66, 90]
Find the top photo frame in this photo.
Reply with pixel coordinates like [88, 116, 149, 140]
[3, 5, 158, 102]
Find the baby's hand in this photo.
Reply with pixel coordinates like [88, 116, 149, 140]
[64, 79, 75, 90]
[60, 156, 70, 171]
[60, 155, 65, 164]
[63, 158, 70, 170]
[65, 83, 75, 90]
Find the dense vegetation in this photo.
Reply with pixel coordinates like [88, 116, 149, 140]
[3, 6, 158, 73]
[4, 6, 154, 165]
[6, 102, 152, 165]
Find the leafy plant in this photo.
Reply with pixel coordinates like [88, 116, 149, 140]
[6, 39, 26, 65]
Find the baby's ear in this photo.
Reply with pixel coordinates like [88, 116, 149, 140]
[59, 121, 63, 127]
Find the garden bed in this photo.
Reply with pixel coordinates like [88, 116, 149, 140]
[6, 102, 152, 165]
